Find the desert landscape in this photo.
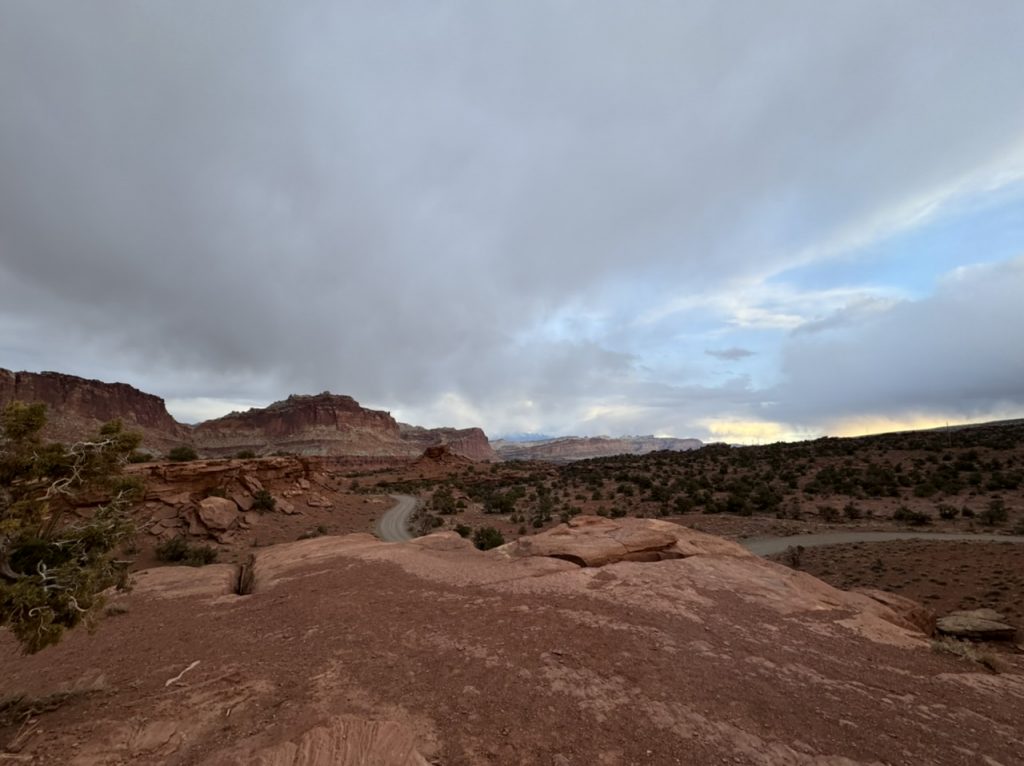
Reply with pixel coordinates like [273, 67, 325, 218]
[4, 4, 1024, 763]
[2, 371, 1023, 764]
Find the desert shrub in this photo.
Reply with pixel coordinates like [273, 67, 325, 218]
[893, 506, 931, 526]
[235, 450, 257, 459]
[472, 527, 505, 550]
[843, 502, 862, 520]
[155, 537, 217, 566]
[937, 504, 958, 521]
[203, 486, 227, 498]
[168, 445, 198, 462]
[931, 637, 1000, 674]
[782, 545, 804, 569]
[454, 524, 472, 538]
[1, 404, 141, 653]
[127, 450, 152, 464]
[431, 486, 457, 514]
[251, 489, 276, 512]
[817, 506, 839, 523]
[980, 498, 1008, 526]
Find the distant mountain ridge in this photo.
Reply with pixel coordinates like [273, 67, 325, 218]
[0, 369, 495, 461]
[491, 434, 703, 462]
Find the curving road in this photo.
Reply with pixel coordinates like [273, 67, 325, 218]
[743, 530, 1024, 557]
[375, 494, 418, 542]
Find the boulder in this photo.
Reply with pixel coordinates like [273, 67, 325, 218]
[306, 493, 332, 508]
[501, 515, 749, 567]
[196, 496, 239, 531]
[936, 609, 1017, 641]
[242, 475, 264, 494]
[230, 490, 254, 512]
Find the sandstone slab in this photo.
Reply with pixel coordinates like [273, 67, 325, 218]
[936, 609, 1017, 641]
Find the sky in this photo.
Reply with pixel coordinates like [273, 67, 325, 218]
[1, 2, 1023, 443]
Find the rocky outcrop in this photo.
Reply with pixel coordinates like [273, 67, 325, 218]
[5, 519, 1022, 765]
[492, 434, 702, 462]
[399, 424, 496, 462]
[1, 371, 495, 461]
[0, 368, 191, 450]
[936, 609, 1017, 641]
[193, 393, 495, 461]
[500, 514, 747, 566]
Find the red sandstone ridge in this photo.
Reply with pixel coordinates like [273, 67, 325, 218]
[192, 392, 496, 461]
[0, 370, 495, 461]
[0, 368, 190, 450]
[2, 517, 1020, 764]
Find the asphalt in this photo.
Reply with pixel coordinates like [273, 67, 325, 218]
[375, 494, 417, 542]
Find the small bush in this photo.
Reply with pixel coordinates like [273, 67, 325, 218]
[893, 506, 931, 526]
[168, 445, 198, 462]
[155, 537, 218, 566]
[980, 498, 1008, 526]
[128, 450, 153, 464]
[473, 527, 505, 550]
[454, 524, 472, 538]
[235, 449, 257, 459]
[252, 489, 276, 512]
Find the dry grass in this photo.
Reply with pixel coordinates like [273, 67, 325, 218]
[930, 637, 1002, 674]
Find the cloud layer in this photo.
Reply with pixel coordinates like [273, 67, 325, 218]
[1, 2, 1023, 438]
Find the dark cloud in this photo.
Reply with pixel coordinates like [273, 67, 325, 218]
[771, 258, 1024, 425]
[1, 2, 1023, 435]
[705, 348, 756, 361]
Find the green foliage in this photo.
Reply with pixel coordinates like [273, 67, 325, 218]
[168, 445, 198, 462]
[127, 450, 152, 464]
[235, 450, 257, 459]
[154, 537, 218, 566]
[1, 402, 142, 654]
[251, 489, 276, 512]
[472, 526, 505, 550]
[454, 524, 472, 538]
[979, 498, 1008, 526]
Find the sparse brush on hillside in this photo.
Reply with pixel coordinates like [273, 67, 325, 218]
[0, 402, 142, 653]
[168, 445, 198, 462]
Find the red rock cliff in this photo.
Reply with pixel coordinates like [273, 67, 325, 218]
[193, 393, 495, 461]
[0, 368, 190, 449]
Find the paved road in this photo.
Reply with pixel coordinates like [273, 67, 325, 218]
[375, 494, 417, 542]
[743, 530, 1024, 557]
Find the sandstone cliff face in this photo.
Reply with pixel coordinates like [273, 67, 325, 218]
[193, 393, 495, 461]
[398, 424, 496, 462]
[0, 371, 495, 461]
[492, 434, 703, 462]
[0, 368, 190, 449]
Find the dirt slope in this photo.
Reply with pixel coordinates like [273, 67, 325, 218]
[1, 518, 1021, 765]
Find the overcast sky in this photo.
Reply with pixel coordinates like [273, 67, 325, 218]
[2, 2, 1023, 442]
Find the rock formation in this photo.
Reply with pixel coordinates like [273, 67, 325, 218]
[2, 517, 1021, 764]
[0, 371, 495, 461]
[492, 434, 703, 462]
[193, 393, 496, 461]
[0, 368, 190, 449]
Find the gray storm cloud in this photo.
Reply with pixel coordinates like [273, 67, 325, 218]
[1, 1, 1023, 436]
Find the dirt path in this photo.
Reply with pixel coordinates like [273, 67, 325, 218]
[743, 530, 1024, 556]
[374, 493, 417, 541]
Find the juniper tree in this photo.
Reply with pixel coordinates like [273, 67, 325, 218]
[0, 402, 142, 653]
